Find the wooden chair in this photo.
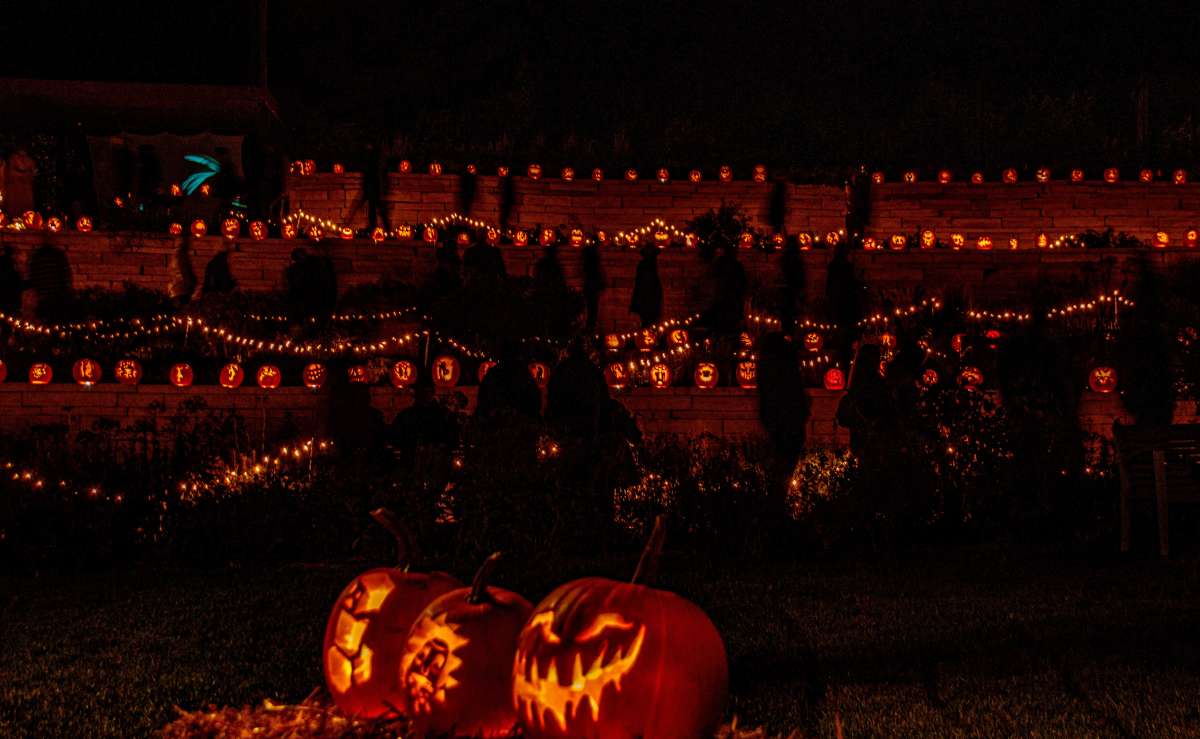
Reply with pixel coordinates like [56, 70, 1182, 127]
[1113, 422, 1200, 557]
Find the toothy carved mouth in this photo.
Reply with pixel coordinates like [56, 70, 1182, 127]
[512, 625, 646, 731]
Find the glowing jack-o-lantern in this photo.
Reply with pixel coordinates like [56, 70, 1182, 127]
[514, 231, 529, 247]
[560, 167, 574, 181]
[513, 520, 728, 739]
[694, 362, 718, 389]
[752, 164, 767, 182]
[527, 163, 543, 180]
[114, 358, 142, 386]
[636, 328, 657, 352]
[862, 236, 880, 251]
[604, 334, 622, 352]
[324, 514, 462, 718]
[1173, 169, 1188, 185]
[282, 222, 299, 239]
[715, 165, 732, 182]
[300, 160, 315, 176]
[1002, 168, 1018, 184]
[951, 333, 966, 354]
[1139, 169, 1154, 183]
[770, 233, 785, 250]
[256, 365, 282, 389]
[736, 360, 757, 389]
[958, 366, 984, 390]
[624, 168, 638, 182]
[826, 231, 843, 245]
[371, 227, 386, 244]
[950, 233, 965, 249]
[219, 363, 245, 388]
[797, 232, 813, 250]
[1035, 167, 1051, 183]
[604, 363, 629, 389]
[970, 172, 984, 185]
[46, 216, 63, 233]
[539, 228, 556, 247]
[396, 224, 413, 240]
[803, 332, 823, 353]
[477, 360, 497, 382]
[1185, 229, 1198, 247]
[486, 228, 501, 246]
[390, 360, 417, 388]
[624, 232, 640, 249]
[497, 165, 510, 177]
[428, 161, 443, 176]
[976, 235, 993, 251]
[648, 363, 671, 389]
[190, 220, 207, 238]
[591, 168, 604, 181]
[199, 183, 212, 197]
[528, 362, 549, 389]
[920, 229, 936, 249]
[423, 226, 438, 244]
[668, 328, 689, 346]
[249, 221, 267, 240]
[569, 229, 584, 247]
[1103, 167, 1119, 183]
[76, 215, 93, 233]
[29, 363, 53, 385]
[919, 368, 940, 389]
[307, 225, 324, 241]
[398, 160, 413, 174]
[72, 359, 102, 386]
[1036, 232, 1050, 248]
[1154, 231, 1170, 248]
[466, 164, 478, 175]
[1088, 365, 1118, 394]
[340, 226, 355, 240]
[400, 553, 531, 737]
[871, 171, 885, 184]
[1070, 168, 1085, 183]
[332, 162, 345, 174]
[738, 232, 755, 250]
[348, 365, 370, 384]
[655, 168, 669, 183]
[654, 230, 671, 248]
[456, 232, 471, 247]
[303, 363, 327, 389]
[937, 169, 952, 184]
[432, 356, 460, 388]
[689, 169, 702, 182]
[169, 363, 194, 388]
[823, 367, 846, 390]
[903, 170, 917, 183]
[889, 234, 907, 251]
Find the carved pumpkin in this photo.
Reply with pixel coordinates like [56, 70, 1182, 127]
[920, 229, 936, 249]
[497, 166, 510, 177]
[487, 229, 501, 246]
[689, 169, 702, 182]
[656, 168, 669, 183]
[514, 231, 529, 247]
[282, 222, 299, 239]
[654, 230, 671, 249]
[466, 164, 478, 175]
[825, 230, 842, 246]
[1036, 232, 1049, 248]
[391, 360, 418, 388]
[604, 363, 628, 389]
[736, 360, 757, 389]
[308, 225, 324, 241]
[1103, 167, 1119, 183]
[332, 163, 345, 174]
[46, 216, 63, 233]
[219, 363, 245, 388]
[958, 366, 983, 390]
[902, 170, 917, 183]
[221, 218, 240, 239]
[397, 224, 413, 240]
[190, 220, 207, 238]
[1173, 169, 1188, 185]
[1070, 168, 1085, 183]
[603, 334, 622, 352]
[170, 183, 183, 197]
[432, 356, 460, 388]
[527, 163, 543, 180]
[73, 359, 102, 386]
[371, 227, 386, 244]
[348, 365, 371, 384]
[1002, 168, 1018, 184]
[114, 358, 143, 386]
[561, 167, 575, 181]
[636, 328, 657, 352]
[301, 363, 326, 389]
[668, 328, 689, 347]
[752, 164, 767, 182]
[889, 234, 907, 251]
[1139, 169, 1153, 183]
[684, 232, 698, 249]
[76, 216, 93, 233]
[919, 368, 940, 388]
[591, 168, 604, 181]
[569, 229, 584, 247]
[423, 226, 438, 244]
[302, 160, 316, 176]
[976, 235, 993, 251]
[803, 332, 823, 353]
[399, 160, 413, 174]
[540, 228, 556, 247]
[250, 221, 267, 240]
[648, 363, 671, 389]
[970, 172, 984, 185]
[862, 236, 879, 251]
[528, 362, 549, 389]
[169, 363, 194, 387]
[1185, 229, 1198, 247]
[624, 168, 638, 182]
[457, 232, 471, 247]
[1088, 366, 1117, 393]
[951, 333, 966, 354]
[325, 511, 462, 718]
[950, 233, 965, 249]
[871, 171, 885, 184]
[694, 362, 718, 389]
[823, 367, 845, 390]
[429, 161, 443, 176]
[256, 365, 282, 389]
[340, 226, 355, 240]
[513, 519, 728, 739]
[937, 169, 952, 184]
[797, 232, 813, 250]
[400, 553, 531, 737]
[1035, 167, 1051, 183]
[29, 363, 52, 385]
[719, 165, 733, 182]
[738, 232, 754, 250]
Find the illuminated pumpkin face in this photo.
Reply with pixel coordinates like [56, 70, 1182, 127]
[371, 227, 386, 244]
[423, 226, 438, 244]
[919, 368, 940, 388]
[603, 334, 621, 352]
[752, 164, 767, 183]
[400, 563, 531, 737]
[920, 230, 936, 249]
[624, 232, 640, 249]
[513, 577, 728, 739]
[958, 366, 984, 389]
[1070, 168, 1085, 183]
[540, 228, 556, 247]
[889, 234, 907, 251]
[528, 362, 550, 389]
[1185, 229, 1198, 247]
[976, 235, 993, 251]
[770, 233, 784, 250]
[307, 225, 323, 241]
[497, 166, 510, 177]
[396, 224, 413, 240]
[250, 221, 267, 240]
[1037, 232, 1050, 248]
[256, 365, 281, 389]
[348, 365, 370, 384]
[486, 229, 501, 246]
[1036, 167, 1051, 183]
[282, 222, 299, 239]
[114, 359, 142, 385]
[1139, 169, 1153, 183]
[825, 231, 841, 246]
[170, 183, 183, 197]
[569, 229, 584, 247]
[190, 220, 207, 238]
[527, 163, 543, 180]
[879, 332, 896, 350]
[937, 169, 952, 184]
[1103, 167, 1119, 183]
[46, 217, 63, 233]
[1002, 168, 1018, 184]
[604, 363, 628, 388]
[694, 362, 718, 389]
[169, 363, 194, 387]
[655, 168, 669, 183]
[624, 168, 638, 182]
[649, 363, 671, 389]
[302, 363, 326, 389]
[649, 230, 668, 249]
[199, 183, 212, 197]
[398, 160, 412, 174]
[560, 167, 574, 181]
[29, 363, 53, 385]
[325, 568, 462, 718]
[340, 226, 355, 240]
[457, 232, 471, 247]
[689, 169, 702, 182]
[719, 165, 733, 182]
[391, 360, 418, 388]
[902, 170, 917, 183]
[73, 359, 102, 386]
[332, 162, 345, 174]
[739, 232, 754, 250]
[636, 328, 657, 351]
[219, 363, 244, 388]
[466, 164, 478, 174]
[970, 172, 984, 185]
[591, 168, 604, 181]
[302, 160, 316, 176]
[432, 356, 460, 388]
[514, 231, 529, 247]
[951, 333, 966, 354]
[76, 216, 93, 233]
[428, 161, 443, 176]
[823, 367, 845, 390]
[1154, 232, 1170, 248]
[1173, 169, 1188, 185]
[477, 360, 496, 382]
[803, 332, 823, 353]
[871, 171, 885, 184]
[736, 360, 757, 389]
[1088, 366, 1117, 393]
[595, 230, 608, 244]
[668, 328, 689, 346]
[862, 236, 879, 251]
[739, 332, 753, 348]
[950, 233, 965, 249]
[797, 232, 813, 250]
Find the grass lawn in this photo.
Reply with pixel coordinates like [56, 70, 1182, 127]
[2, 553, 1200, 738]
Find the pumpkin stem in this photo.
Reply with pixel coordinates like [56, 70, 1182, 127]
[631, 515, 666, 585]
[369, 508, 419, 570]
[467, 551, 502, 605]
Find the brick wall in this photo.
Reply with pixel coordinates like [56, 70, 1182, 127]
[868, 182, 1200, 245]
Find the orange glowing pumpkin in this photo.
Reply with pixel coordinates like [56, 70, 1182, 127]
[219, 363, 245, 388]
[29, 363, 52, 385]
[332, 162, 345, 174]
[371, 227, 386, 244]
[1002, 168, 1018, 184]
[569, 229, 584, 247]
[591, 168, 604, 181]
[398, 160, 413, 174]
[636, 328, 657, 352]
[694, 362, 718, 389]
[340, 226, 355, 240]
[1070, 168, 1085, 183]
[668, 328, 689, 346]
[689, 169, 702, 182]
[803, 332, 823, 353]
[970, 172, 984, 185]
[889, 234, 907, 251]
[1139, 169, 1153, 183]
[282, 222, 299, 239]
[527, 163, 543, 180]
[114, 358, 143, 386]
[1088, 365, 1118, 393]
[514, 231, 529, 247]
[428, 161, 443, 176]
[1173, 169, 1188, 185]
[169, 363, 194, 387]
[1154, 231, 1170, 248]
[871, 171, 885, 184]
[560, 167, 574, 181]
[719, 165, 733, 182]
[497, 165, 510, 177]
[958, 366, 984, 389]
[920, 229, 936, 249]
[396, 224, 413, 240]
[221, 218, 240, 239]
[250, 221, 267, 240]
[432, 356, 460, 388]
[1035, 167, 1051, 183]
[76, 215, 93, 233]
[624, 168, 638, 182]
[937, 169, 952, 184]
[656, 168, 670, 183]
[1104, 167, 1119, 183]
[45, 216, 63, 233]
[390, 360, 418, 389]
[72, 359, 102, 386]
[348, 365, 371, 384]
[423, 226, 438, 244]
[604, 363, 629, 389]
[528, 362, 550, 389]
[301, 363, 326, 389]
[648, 363, 672, 389]
[903, 170, 917, 183]
[823, 367, 845, 390]
[736, 360, 757, 389]
[190, 220, 207, 238]
[752, 164, 767, 182]
[256, 365, 282, 389]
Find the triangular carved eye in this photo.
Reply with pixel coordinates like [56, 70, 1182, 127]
[576, 613, 635, 642]
[528, 611, 560, 644]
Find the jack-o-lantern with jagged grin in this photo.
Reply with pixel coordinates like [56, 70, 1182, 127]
[513, 518, 728, 739]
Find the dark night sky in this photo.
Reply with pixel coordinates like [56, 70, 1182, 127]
[3, 1, 1199, 169]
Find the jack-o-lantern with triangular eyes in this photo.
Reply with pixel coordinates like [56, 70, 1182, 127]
[400, 553, 532, 738]
[323, 511, 462, 718]
[513, 518, 728, 739]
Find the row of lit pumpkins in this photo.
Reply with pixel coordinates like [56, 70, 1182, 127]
[0, 211, 93, 233]
[867, 230, 1198, 250]
[323, 523, 727, 738]
[874, 167, 1190, 185]
[299, 158, 768, 183]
